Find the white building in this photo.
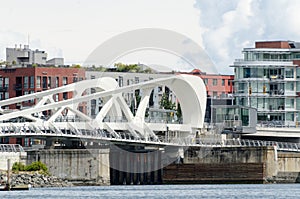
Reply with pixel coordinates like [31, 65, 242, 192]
[85, 70, 177, 119]
[6, 44, 47, 66]
[6, 44, 64, 67]
[232, 41, 300, 126]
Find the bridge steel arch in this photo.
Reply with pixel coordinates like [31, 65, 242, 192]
[0, 74, 206, 142]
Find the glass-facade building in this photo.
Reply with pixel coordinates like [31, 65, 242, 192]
[232, 41, 300, 126]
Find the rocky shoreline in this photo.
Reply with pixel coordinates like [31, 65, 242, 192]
[0, 172, 73, 188]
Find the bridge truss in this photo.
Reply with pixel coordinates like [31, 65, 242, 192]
[0, 74, 207, 147]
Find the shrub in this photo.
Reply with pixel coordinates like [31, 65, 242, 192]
[25, 161, 48, 172]
[12, 161, 48, 173]
[12, 162, 26, 172]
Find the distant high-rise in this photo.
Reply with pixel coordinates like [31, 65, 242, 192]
[6, 44, 47, 66]
[6, 44, 64, 66]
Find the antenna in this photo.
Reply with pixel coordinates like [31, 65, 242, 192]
[27, 34, 30, 47]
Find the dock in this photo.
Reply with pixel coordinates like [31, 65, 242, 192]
[0, 184, 30, 191]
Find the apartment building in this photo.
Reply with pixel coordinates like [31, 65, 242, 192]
[232, 41, 300, 126]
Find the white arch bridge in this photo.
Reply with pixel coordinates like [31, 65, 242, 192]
[0, 74, 207, 147]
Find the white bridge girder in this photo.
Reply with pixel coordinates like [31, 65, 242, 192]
[0, 74, 207, 144]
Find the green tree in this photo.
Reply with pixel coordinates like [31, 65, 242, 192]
[72, 64, 81, 68]
[25, 161, 48, 172]
[12, 162, 26, 172]
[176, 103, 182, 119]
[12, 161, 48, 173]
[160, 93, 175, 110]
[114, 63, 141, 72]
[131, 90, 141, 115]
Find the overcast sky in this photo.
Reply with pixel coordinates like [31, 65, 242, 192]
[1, 0, 300, 74]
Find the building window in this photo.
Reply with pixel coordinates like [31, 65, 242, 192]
[4, 92, 9, 99]
[54, 94, 59, 102]
[203, 78, 208, 85]
[286, 98, 295, 109]
[4, 78, 9, 89]
[55, 77, 59, 87]
[213, 91, 218, 98]
[285, 69, 294, 78]
[221, 92, 226, 98]
[30, 76, 34, 88]
[24, 76, 29, 89]
[228, 80, 231, 86]
[91, 75, 95, 79]
[119, 76, 123, 87]
[73, 77, 78, 82]
[213, 79, 218, 86]
[244, 68, 251, 78]
[135, 77, 139, 84]
[48, 77, 51, 88]
[42, 76, 47, 89]
[63, 92, 68, 100]
[222, 79, 225, 86]
[63, 77, 67, 86]
[36, 76, 41, 88]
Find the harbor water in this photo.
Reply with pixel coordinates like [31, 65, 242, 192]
[1, 184, 300, 199]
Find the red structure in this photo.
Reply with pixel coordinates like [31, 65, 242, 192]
[0, 66, 85, 109]
[180, 69, 234, 98]
[0, 66, 85, 146]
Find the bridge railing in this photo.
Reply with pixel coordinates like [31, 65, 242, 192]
[55, 115, 88, 122]
[1, 123, 300, 152]
[0, 144, 25, 152]
[190, 138, 300, 152]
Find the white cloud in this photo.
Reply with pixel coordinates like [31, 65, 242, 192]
[0, 0, 204, 70]
[3, 0, 300, 74]
[195, 0, 300, 74]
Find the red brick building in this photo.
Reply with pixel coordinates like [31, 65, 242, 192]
[0, 66, 85, 109]
[0, 66, 85, 146]
[179, 69, 234, 123]
[181, 69, 234, 98]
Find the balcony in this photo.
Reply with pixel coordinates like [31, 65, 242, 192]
[269, 75, 284, 81]
[269, 90, 284, 96]
[0, 84, 9, 91]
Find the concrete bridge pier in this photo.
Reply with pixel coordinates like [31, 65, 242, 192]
[109, 147, 163, 185]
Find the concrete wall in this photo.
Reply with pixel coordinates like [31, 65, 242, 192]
[27, 149, 110, 185]
[277, 153, 300, 172]
[184, 146, 278, 179]
[185, 146, 270, 164]
[276, 151, 300, 182]
[184, 146, 300, 183]
[0, 152, 27, 170]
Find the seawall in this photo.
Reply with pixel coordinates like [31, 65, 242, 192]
[26, 148, 110, 185]
[163, 146, 300, 184]
[20, 145, 300, 185]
